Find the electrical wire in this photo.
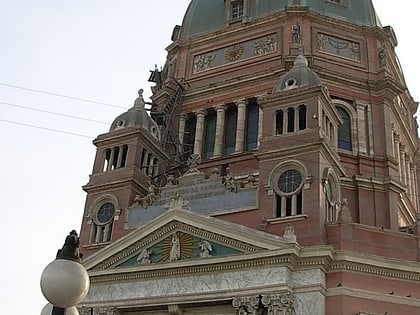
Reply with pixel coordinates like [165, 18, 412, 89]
[0, 119, 94, 139]
[0, 82, 127, 109]
[0, 101, 109, 125]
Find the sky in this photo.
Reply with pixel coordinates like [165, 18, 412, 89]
[0, 1, 418, 314]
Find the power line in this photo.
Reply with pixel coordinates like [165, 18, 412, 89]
[0, 82, 127, 109]
[0, 119, 94, 139]
[0, 101, 109, 125]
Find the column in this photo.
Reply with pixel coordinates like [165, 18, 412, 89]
[107, 148, 115, 171]
[400, 147, 406, 184]
[116, 145, 123, 168]
[291, 195, 297, 216]
[193, 110, 206, 156]
[235, 100, 247, 153]
[281, 197, 287, 217]
[214, 105, 226, 157]
[258, 106, 263, 147]
[178, 113, 187, 152]
[283, 109, 288, 134]
[294, 106, 299, 131]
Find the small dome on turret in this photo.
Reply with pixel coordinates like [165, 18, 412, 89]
[110, 89, 160, 140]
[272, 52, 321, 92]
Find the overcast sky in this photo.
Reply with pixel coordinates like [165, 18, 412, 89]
[0, 1, 418, 314]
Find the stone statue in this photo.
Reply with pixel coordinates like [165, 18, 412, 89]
[137, 180, 159, 208]
[283, 224, 297, 242]
[223, 168, 237, 192]
[169, 233, 181, 262]
[57, 230, 82, 261]
[185, 153, 201, 174]
[292, 23, 301, 45]
[137, 249, 151, 264]
[199, 240, 212, 258]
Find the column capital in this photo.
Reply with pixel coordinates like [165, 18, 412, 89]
[194, 109, 207, 117]
[235, 99, 247, 107]
[179, 112, 188, 120]
[215, 104, 227, 112]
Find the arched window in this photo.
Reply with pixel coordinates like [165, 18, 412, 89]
[270, 161, 307, 218]
[89, 198, 117, 244]
[337, 107, 352, 151]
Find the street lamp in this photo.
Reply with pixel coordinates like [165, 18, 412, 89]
[40, 230, 90, 315]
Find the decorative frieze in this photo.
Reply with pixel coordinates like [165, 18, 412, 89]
[193, 34, 278, 74]
[317, 33, 360, 61]
[232, 293, 297, 315]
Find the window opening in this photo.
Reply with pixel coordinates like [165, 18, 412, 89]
[231, 0, 244, 20]
[224, 106, 238, 155]
[337, 107, 352, 151]
[203, 110, 217, 160]
[246, 99, 259, 150]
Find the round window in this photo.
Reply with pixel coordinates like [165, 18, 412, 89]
[277, 169, 302, 194]
[96, 202, 115, 224]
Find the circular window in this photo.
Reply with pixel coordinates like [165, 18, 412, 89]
[96, 202, 115, 224]
[117, 119, 125, 127]
[277, 169, 302, 194]
[285, 78, 297, 88]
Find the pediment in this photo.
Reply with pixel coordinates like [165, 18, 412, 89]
[84, 207, 296, 272]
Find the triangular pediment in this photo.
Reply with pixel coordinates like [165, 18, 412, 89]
[84, 207, 296, 272]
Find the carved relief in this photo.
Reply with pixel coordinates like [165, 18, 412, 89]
[253, 35, 276, 55]
[193, 53, 216, 73]
[233, 293, 297, 315]
[192, 34, 278, 74]
[225, 44, 245, 62]
[317, 33, 360, 61]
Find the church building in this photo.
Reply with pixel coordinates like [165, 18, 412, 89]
[77, 1, 420, 314]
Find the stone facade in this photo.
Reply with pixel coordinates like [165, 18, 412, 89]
[77, 1, 420, 314]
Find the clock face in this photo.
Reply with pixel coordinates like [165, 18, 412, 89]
[277, 169, 302, 194]
[96, 202, 115, 224]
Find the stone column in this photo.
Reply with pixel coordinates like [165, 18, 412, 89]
[193, 110, 206, 156]
[235, 100, 247, 153]
[178, 113, 187, 152]
[294, 106, 299, 131]
[116, 146, 123, 168]
[283, 109, 288, 134]
[258, 106, 263, 146]
[107, 148, 116, 171]
[400, 147, 406, 184]
[214, 105, 226, 157]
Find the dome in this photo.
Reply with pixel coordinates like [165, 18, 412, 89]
[272, 52, 321, 92]
[180, 0, 380, 39]
[110, 89, 160, 139]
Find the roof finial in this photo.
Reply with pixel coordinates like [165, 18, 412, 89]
[294, 46, 308, 68]
[134, 89, 145, 109]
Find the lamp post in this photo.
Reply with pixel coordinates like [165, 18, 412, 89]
[40, 230, 90, 315]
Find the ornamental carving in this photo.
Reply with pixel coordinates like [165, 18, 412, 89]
[225, 44, 245, 61]
[317, 33, 360, 61]
[192, 33, 278, 74]
[253, 35, 276, 55]
[193, 53, 216, 73]
[233, 293, 297, 315]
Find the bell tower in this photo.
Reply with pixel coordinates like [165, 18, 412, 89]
[79, 90, 168, 256]
[257, 52, 344, 245]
